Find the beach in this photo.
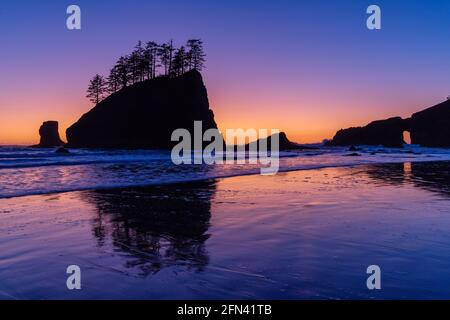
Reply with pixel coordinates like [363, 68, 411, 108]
[1, 161, 450, 299]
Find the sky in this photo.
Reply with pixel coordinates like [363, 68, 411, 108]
[1, 0, 450, 145]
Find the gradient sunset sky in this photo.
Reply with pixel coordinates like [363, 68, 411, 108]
[1, 0, 450, 145]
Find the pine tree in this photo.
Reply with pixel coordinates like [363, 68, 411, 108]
[86, 74, 107, 104]
[158, 42, 172, 76]
[133, 41, 146, 82]
[106, 66, 120, 94]
[144, 41, 159, 79]
[172, 46, 187, 76]
[186, 39, 206, 71]
[115, 56, 130, 89]
[168, 40, 175, 77]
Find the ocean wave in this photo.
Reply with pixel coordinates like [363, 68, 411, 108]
[1, 146, 450, 199]
[0, 162, 369, 199]
[0, 150, 305, 170]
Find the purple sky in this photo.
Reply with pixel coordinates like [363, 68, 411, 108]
[1, 0, 450, 144]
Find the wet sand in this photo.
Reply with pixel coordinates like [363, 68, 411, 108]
[1, 161, 450, 299]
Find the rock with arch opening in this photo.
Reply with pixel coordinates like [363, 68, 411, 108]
[327, 100, 450, 148]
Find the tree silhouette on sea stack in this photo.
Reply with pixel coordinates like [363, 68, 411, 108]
[86, 39, 206, 105]
[86, 74, 107, 104]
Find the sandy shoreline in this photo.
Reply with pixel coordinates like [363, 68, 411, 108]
[1, 161, 450, 299]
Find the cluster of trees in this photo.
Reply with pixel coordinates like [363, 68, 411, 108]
[86, 39, 206, 104]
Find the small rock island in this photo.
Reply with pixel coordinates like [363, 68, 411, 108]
[33, 121, 65, 148]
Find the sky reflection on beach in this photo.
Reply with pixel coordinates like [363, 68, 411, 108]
[1, 162, 450, 299]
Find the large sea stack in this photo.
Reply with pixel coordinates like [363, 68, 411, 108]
[66, 70, 218, 149]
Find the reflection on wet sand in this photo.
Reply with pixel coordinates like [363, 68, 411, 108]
[2, 160, 448, 298]
[82, 180, 217, 276]
[365, 161, 450, 197]
[410, 162, 450, 196]
[80, 161, 450, 279]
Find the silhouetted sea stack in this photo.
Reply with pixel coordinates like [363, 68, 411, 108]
[410, 100, 450, 147]
[327, 117, 408, 148]
[274, 132, 304, 150]
[246, 132, 314, 151]
[327, 100, 450, 148]
[66, 70, 217, 149]
[34, 121, 65, 148]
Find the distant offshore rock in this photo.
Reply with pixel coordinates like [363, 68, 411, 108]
[33, 121, 65, 148]
[246, 132, 317, 151]
[327, 100, 450, 148]
[327, 117, 408, 148]
[66, 70, 218, 149]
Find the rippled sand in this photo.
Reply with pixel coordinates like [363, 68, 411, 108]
[1, 161, 450, 299]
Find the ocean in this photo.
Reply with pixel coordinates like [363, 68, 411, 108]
[2, 145, 450, 299]
[1, 145, 450, 199]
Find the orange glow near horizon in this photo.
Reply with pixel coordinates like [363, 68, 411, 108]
[0, 88, 91, 145]
[0, 93, 429, 146]
[0, 111, 403, 146]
